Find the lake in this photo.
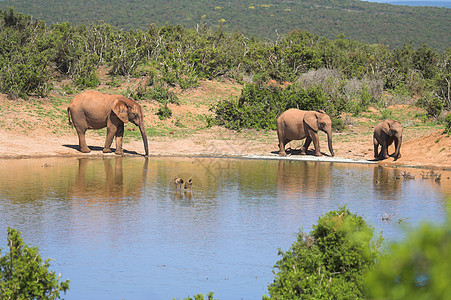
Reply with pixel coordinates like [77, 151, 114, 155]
[0, 157, 449, 299]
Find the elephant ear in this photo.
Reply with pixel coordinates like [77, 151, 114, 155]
[380, 121, 391, 135]
[112, 100, 129, 123]
[304, 111, 318, 132]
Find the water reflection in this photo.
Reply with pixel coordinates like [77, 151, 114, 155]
[71, 157, 149, 202]
[0, 157, 449, 300]
[373, 166, 403, 199]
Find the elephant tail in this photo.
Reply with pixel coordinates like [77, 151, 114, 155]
[67, 107, 73, 126]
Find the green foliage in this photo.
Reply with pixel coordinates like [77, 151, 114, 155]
[0, 8, 52, 98]
[0, 0, 449, 50]
[445, 113, 451, 134]
[0, 8, 449, 114]
[416, 91, 444, 118]
[176, 292, 216, 300]
[213, 83, 336, 131]
[366, 214, 451, 299]
[265, 207, 383, 299]
[331, 117, 345, 132]
[156, 104, 172, 120]
[0, 227, 70, 299]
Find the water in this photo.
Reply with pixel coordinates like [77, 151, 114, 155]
[0, 157, 449, 299]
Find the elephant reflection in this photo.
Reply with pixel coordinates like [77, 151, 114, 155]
[372, 166, 402, 199]
[277, 160, 332, 199]
[71, 157, 149, 201]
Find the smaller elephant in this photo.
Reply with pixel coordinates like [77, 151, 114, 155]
[373, 119, 403, 160]
[277, 109, 334, 157]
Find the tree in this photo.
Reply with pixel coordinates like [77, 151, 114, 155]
[0, 228, 70, 299]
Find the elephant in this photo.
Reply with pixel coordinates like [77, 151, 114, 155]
[277, 109, 334, 156]
[67, 90, 149, 155]
[373, 119, 403, 160]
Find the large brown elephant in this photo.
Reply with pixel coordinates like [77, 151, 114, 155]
[277, 109, 334, 156]
[373, 119, 403, 160]
[67, 90, 149, 156]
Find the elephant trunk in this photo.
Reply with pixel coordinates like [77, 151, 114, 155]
[326, 130, 334, 156]
[139, 125, 149, 156]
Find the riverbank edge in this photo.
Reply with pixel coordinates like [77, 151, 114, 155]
[2, 152, 450, 171]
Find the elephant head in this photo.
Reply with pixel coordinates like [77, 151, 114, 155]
[303, 110, 334, 156]
[112, 98, 149, 156]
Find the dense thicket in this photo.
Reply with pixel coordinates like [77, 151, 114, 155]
[0, 9, 449, 128]
[0, 0, 449, 50]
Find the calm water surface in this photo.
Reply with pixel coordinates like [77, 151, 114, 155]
[0, 157, 449, 299]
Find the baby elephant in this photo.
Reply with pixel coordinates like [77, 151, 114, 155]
[373, 119, 403, 160]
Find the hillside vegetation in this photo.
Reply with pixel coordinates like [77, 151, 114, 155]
[0, 0, 449, 50]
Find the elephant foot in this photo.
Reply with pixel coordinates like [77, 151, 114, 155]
[115, 150, 124, 155]
[80, 147, 91, 153]
[279, 151, 287, 156]
[314, 152, 322, 157]
[103, 148, 112, 153]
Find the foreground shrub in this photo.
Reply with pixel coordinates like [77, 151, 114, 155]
[175, 292, 216, 300]
[0, 227, 70, 299]
[366, 215, 451, 299]
[265, 207, 383, 299]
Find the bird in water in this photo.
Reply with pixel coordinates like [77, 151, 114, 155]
[185, 178, 193, 190]
[174, 177, 184, 189]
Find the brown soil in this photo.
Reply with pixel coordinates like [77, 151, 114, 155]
[0, 79, 450, 170]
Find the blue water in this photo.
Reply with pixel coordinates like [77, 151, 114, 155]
[0, 157, 449, 299]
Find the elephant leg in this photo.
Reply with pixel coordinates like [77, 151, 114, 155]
[301, 137, 312, 155]
[308, 128, 321, 156]
[373, 137, 379, 159]
[76, 128, 90, 153]
[114, 123, 124, 155]
[381, 142, 389, 159]
[393, 138, 402, 160]
[103, 125, 117, 153]
[278, 138, 291, 156]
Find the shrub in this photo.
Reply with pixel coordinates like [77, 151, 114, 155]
[175, 292, 217, 300]
[366, 216, 451, 299]
[212, 83, 333, 131]
[156, 104, 172, 120]
[0, 227, 70, 299]
[417, 91, 443, 118]
[445, 113, 451, 135]
[265, 207, 383, 299]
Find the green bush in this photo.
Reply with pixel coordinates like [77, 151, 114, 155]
[444, 113, 451, 135]
[265, 207, 383, 299]
[417, 91, 443, 118]
[0, 227, 70, 299]
[175, 292, 216, 300]
[366, 214, 451, 299]
[156, 104, 173, 120]
[212, 83, 333, 131]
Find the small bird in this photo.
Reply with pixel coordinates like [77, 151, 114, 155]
[184, 178, 193, 190]
[174, 177, 184, 189]
[435, 173, 441, 183]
